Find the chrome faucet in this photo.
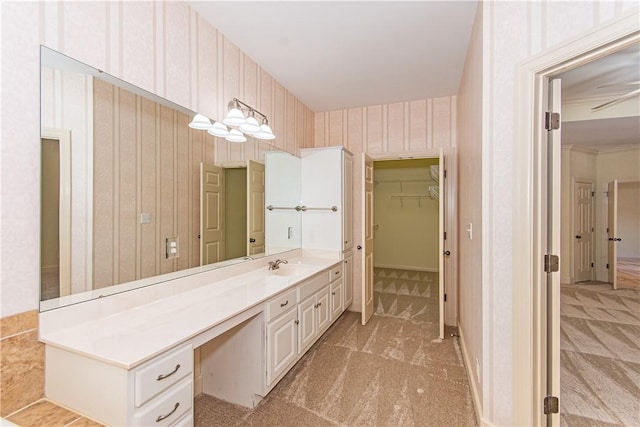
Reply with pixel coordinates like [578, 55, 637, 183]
[268, 259, 288, 270]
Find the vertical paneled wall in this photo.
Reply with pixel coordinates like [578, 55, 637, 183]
[0, 0, 314, 316]
[312, 97, 457, 312]
[92, 78, 213, 289]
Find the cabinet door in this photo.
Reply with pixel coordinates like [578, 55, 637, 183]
[343, 251, 353, 308]
[343, 151, 353, 251]
[330, 278, 344, 320]
[316, 286, 331, 333]
[298, 296, 317, 355]
[266, 309, 297, 386]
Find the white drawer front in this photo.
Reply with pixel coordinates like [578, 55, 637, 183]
[265, 289, 297, 322]
[132, 377, 192, 426]
[298, 274, 328, 301]
[134, 345, 193, 407]
[329, 265, 342, 282]
[172, 411, 194, 427]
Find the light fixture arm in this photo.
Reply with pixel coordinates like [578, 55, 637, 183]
[229, 98, 269, 123]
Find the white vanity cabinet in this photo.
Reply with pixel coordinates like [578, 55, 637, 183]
[46, 344, 194, 426]
[265, 289, 298, 388]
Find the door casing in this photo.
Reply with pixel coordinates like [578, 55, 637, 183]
[512, 11, 639, 426]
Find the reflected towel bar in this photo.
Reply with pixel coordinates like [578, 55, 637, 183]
[266, 205, 338, 212]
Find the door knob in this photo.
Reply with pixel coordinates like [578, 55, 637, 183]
[249, 238, 256, 243]
[575, 235, 582, 239]
[444, 250, 451, 256]
[608, 237, 622, 241]
[357, 245, 362, 250]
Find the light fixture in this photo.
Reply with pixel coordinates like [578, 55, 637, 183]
[226, 129, 247, 143]
[223, 98, 277, 141]
[207, 121, 230, 138]
[188, 113, 212, 130]
[223, 99, 247, 126]
[239, 111, 261, 134]
[254, 118, 276, 140]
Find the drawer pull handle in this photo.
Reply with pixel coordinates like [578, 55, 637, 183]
[332, 292, 336, 295]
[156, 364, 181, 381]
[335, 271, 339, 275]
[156, 402, 180, 423]
[280, 300, 289, 307]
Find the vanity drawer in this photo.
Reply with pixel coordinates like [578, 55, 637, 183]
[329, 265, 342, 282]
[266, 289, 297, 322]
[132, 377, 192, 426]
[134, 345, 193, 407]
[298, 273, 329, 301]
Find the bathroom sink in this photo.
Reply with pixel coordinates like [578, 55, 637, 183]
[270, 263, 314, 277]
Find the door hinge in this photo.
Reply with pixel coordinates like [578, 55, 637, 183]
[444, 169, 447, 179]
[544, 396, 559, 414]
[607, 227, 609, 233]
[606, 263, 609, 269]
[444, 231, 447, 240]
[545, 112, 560, 131]
[591, 262, 594, 268]
[544, 254, 559, 273]
[591, 191, 595, 197]
[444, 293, 447, 302]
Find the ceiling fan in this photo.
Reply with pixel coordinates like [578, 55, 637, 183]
[592, 80, 640, 111]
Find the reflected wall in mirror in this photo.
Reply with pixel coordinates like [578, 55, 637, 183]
[40, 46, 302, 311]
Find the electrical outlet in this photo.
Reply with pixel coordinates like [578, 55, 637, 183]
[166, 237, 179, 259]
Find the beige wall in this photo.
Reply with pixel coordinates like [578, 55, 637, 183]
[0, 0, 313, 317]
[455, 0, 484, 413]
[313, 97, 457, 316]
[617, 181, 640, 258]
[92, 78, 216, 288]
[595, 147, 640, 279]
[373, 159, 440, 271]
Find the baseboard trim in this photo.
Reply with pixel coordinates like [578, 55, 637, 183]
[458, 325, 495, 427]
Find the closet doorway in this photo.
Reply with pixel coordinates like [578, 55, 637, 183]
[364, 151, 454, 340]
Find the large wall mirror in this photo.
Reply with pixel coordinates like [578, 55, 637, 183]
[40, 46, 302, 311]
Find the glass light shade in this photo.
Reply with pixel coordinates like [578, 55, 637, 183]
[222, 108, 246, 126]
[207, 121, 230, 138]
[254, 123, 276, 140]
[226, 129, 247, 143]
[239, 116, 261, 134]
[188, 114, 212, 130]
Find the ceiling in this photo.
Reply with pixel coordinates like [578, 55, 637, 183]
[189, 2, 638, 151]
[558, 43, 640, 151]
[188, 1, 478, 112]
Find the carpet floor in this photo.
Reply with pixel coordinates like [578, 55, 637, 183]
[560, 281, 640, 426]
[195, 268, 477, 427]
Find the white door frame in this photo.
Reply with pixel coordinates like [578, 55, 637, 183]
[41, 128, 72, 298]
[512, 11, 639, 426]
[365, 148, 458, 328]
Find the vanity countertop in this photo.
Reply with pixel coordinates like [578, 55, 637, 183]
[40, 256, 341, 369]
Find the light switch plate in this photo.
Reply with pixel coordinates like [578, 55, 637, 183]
[166, 237, 179, 259]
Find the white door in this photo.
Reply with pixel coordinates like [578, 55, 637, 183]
[607, 180, 619, 289]
[545, 78, 562, 427]
[438, 150, 446, 340]
[247, 160, 265, 256]
[574, 181, 595, 282]
[361, 154, 374, 325]
[200, 163, 224, 266]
